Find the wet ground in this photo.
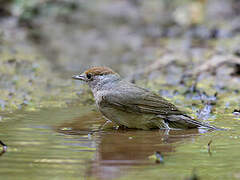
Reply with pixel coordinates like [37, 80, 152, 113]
[0, 102, 239, 180]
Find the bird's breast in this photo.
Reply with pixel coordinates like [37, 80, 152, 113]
[98, 104, 158, 129]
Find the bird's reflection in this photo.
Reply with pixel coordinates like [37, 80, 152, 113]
[56, 112, 200, 180]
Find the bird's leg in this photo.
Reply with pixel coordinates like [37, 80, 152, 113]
[99, 120, 112, 130]
[164, 129, 170, 136]
[162, 120, 171, 130]
[162, 120, 181, 131]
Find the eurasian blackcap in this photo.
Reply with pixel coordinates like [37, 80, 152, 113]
[72, 67, 221, 130]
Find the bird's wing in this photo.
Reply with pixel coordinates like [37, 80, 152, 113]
[100, 83, 183, 116]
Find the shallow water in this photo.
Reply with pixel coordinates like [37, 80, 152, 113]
[0, 104, 239, 180]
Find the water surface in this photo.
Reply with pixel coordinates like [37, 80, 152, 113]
[0, 105, 239, 180]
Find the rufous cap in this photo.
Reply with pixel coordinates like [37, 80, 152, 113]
[84, 66, 116, 76]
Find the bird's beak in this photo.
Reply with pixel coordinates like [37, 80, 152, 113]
[72, 74, 86, 81]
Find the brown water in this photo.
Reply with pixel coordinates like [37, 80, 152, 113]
[0, 104, 239, 180]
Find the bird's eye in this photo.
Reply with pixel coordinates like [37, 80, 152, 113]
[86, 73, 92, 80]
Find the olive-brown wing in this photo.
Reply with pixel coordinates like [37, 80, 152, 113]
[100, 89, 184, 116]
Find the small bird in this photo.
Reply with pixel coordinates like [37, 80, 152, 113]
[72, 66, 221, 130]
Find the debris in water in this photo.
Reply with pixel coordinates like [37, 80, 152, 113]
[155, 151, 164, 164]
[233, 109, 240, 115]
[148, 151, 164, 164]
[0, 140, 7, 155]
[208, 140, 212, 156]
[186, 169, 200, 180]
[61, 127, 72, 131]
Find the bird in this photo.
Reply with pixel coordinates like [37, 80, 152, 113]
[72, 66, 221, 130]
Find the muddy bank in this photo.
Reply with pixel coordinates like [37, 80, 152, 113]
[0, 19, 92, 112]
[0, 0, 239, 116]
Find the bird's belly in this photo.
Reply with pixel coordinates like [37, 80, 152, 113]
[99, 106, 162, 130]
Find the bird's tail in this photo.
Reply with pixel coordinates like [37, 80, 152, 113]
[166, 115, 225, 130]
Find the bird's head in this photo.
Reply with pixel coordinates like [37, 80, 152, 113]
[72, 66, 120, 90]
